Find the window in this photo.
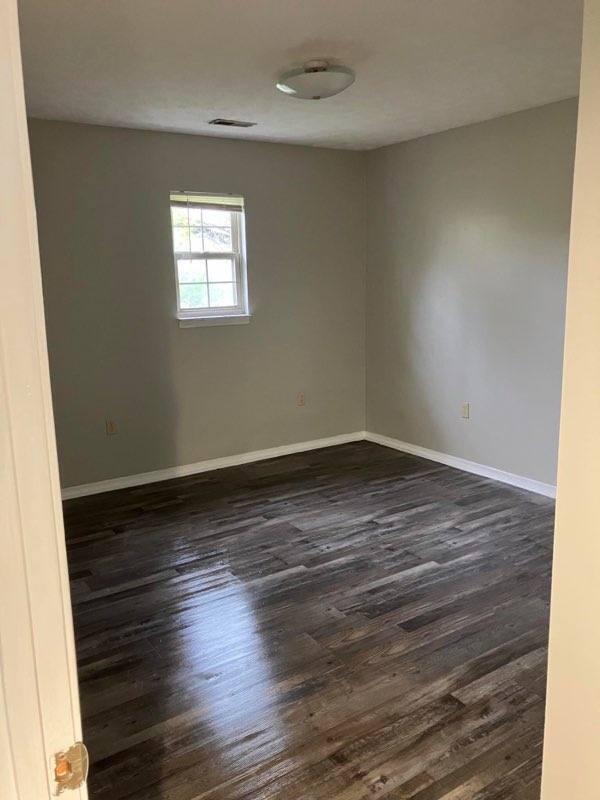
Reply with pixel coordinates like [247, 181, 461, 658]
[170, 192, 249, 326]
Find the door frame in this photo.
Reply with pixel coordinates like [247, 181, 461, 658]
[0, 0, 86, 796]
[541, 0, 600, 797]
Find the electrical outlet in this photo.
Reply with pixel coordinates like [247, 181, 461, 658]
[105, 419, 118, 436]
[461, 402, 470, 420]
[297, 392, 306, 407]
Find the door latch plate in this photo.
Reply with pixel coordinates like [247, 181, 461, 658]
[52, 741, 89, 794]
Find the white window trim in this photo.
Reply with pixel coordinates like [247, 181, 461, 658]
[170, 193, 250, 326]
[178, 314, 251, 328]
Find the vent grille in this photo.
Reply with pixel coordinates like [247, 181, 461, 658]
[208, 118, 256, 128]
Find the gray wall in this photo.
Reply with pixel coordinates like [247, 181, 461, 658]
[30, 101, 576, 490]
[366, 99, 577, 484]
[28, 120, 366, 487]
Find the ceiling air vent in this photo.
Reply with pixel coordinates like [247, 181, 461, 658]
[208, 118, 256, 128]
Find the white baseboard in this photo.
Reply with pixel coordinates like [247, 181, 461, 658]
[61, 431, 367, 499]
[61, 429, 556, 500]
[364, 431, 556, 498]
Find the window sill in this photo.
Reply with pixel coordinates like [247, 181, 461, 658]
[177, 314, 251, 328]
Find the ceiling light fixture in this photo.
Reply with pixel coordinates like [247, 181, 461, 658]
[276, 60, 355, 100]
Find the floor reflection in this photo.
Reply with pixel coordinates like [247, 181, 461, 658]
[177, 567, 291, 768]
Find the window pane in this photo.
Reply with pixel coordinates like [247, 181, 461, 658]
[171, 206, 188, 226]
[207, 259, 233, 282]
[209, 282, 236, 307]
[203, 225, 232, 252]
[188, 206, 203, 226]
[177, 259, 206, 283]
[190, 225, 204, 251]
[173, 226, 191, 252]
[180, 283, 208, 309]
[202, 208, 231, 227]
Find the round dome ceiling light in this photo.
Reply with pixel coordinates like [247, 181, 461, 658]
[276, 60, 355, 100]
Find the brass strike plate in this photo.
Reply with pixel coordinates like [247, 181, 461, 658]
[53, 742, 89, 794]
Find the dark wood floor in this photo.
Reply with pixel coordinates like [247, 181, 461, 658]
[64, 442, 555, 800]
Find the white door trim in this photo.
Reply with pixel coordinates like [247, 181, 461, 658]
[0, 0, 86, 796]
[541, 1, 600, 796]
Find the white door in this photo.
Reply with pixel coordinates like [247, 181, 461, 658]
[0, 0, 87, 797]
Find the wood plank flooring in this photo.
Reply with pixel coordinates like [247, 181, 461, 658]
[64, 441, 555, 800]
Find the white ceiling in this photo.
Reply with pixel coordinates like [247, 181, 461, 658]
[18, 0, 583, 150]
